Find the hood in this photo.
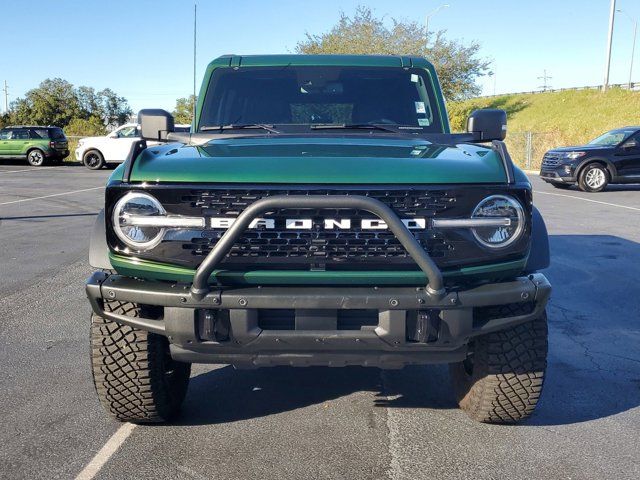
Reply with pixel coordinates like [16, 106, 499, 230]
[549, 144, 609, 153]
[129, 136, 508, 184]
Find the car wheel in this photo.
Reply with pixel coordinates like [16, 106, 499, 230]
[27, 149, 46, 167]
[449, 312, 548, 424]
[91, 301, 191, 423]
[578, 163, 609, 192]
[83, 150, 105, 170]
[551, 183, 572, 190]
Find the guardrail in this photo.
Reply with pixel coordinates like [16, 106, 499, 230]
[478, 82, 639, 98]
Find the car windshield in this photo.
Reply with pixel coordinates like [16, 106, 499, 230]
[198, 66, 442, 133]
[588, 129, 636, 146]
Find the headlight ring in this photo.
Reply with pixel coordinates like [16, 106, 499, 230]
[471, 195, 525, 249]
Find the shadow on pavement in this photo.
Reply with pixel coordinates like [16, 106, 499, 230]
[173, 234, 640, 427]
[0, 212, 98, 221]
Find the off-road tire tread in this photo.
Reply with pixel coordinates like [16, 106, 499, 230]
[90, 301, 190, 423]
[450, 313, 548, 424]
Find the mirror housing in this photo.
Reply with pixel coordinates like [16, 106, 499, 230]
[138, 109, 175, 141]
[466, 109, 507, 142]
[622, 138, 638, 149]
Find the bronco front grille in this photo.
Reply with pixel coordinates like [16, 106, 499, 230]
[181, 188, 455, 263]
[106, 185, 532, 271]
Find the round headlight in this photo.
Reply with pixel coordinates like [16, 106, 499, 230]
[471, 195, 525, 249]
[112, 192, 166, 250]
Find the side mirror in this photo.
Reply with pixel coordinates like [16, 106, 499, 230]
[622, 139, 638, 149]
[138, 109, 175, 141]
[466, 109, 507, 142]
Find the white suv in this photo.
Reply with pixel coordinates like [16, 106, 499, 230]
[76, 123, 190, 170]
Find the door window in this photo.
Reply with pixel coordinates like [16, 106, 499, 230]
[0, 129, 12, 140]
[115, 126, 139, 138]
[13, 129, 29, 139]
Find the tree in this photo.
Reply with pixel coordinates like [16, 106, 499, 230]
[65, 116, 107, 136]
[97, 88, 132, 126]
[295, 6, 490, 100]
[5, 79, 132, 129]
[9, 78, 80, 127]
[173, 95, 196, 124]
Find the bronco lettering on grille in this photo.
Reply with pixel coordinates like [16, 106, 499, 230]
[209, 217, 427, 230]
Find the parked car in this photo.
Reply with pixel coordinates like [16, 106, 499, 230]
[76, 123, 190, 169]
[0, 125, 69, 166]
[540, 126, 640, 192]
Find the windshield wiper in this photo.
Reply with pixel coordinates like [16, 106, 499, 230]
[200, 124, 281, 134]
[310, 123, 403, 133]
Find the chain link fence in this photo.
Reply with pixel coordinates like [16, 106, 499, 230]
[506, 131, 564, 170]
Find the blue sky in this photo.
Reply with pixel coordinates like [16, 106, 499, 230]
[1, 0, 638, 112]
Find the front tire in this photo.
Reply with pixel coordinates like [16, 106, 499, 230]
[83, 150, 105, 170]
[90, 302, 191, 423]
[578, 163, 609, 192]
[27, 149, 46, 166]
[449, 312, 548, 424]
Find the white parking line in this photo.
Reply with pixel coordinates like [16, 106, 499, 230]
[74, 423, 136, 480]
[0, 186, 104, 206]
[0, 167, 58, 174]
[534, 190, 640, 212]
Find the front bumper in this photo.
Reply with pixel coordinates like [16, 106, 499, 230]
[86, 271, 551, 368]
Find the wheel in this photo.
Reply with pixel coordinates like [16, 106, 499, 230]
[90, 301, 191, 423]
[27, 149, 46, 166]
[83, 150, 105, 170]
[551, 183, 572, 190]
[449, 312, 548, 424]
[578, 163, 609, 192]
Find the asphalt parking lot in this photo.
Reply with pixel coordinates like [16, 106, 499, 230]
[0, 162, 639, 480]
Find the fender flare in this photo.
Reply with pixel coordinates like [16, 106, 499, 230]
[575, 157, 617, 180]
[525, 206, 550, 273]
[89, 209, 113, 270]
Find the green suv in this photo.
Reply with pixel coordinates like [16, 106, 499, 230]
[87, 55, 551, 424]
[0, 125, 69, 166]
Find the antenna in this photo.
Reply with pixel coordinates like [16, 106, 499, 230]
[193, 2, 197, 121]
[537, 70, 552, 91]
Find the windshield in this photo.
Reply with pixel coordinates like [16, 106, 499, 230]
[198, 66, 442, 133]
[588, 129, 636, 146]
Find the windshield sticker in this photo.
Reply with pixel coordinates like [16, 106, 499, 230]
[415, 102, 426, 114]
[418, 118, 430, 126]
[410, 74, 419, 83]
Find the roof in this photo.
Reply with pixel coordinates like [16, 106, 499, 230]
[5, 125, 59, 129]
[207, 54, 434, 70]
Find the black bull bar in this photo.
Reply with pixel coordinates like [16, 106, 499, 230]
[189, 195, 446, 299]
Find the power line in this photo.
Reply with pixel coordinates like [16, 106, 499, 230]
[537, 70, 552, 91]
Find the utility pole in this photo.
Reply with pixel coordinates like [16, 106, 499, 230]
[617, 9, 637, 89]
[537, 70, 552, 91]
[603, 0, 616, 92]
[193, 2, 197, 121]
[2, 80, 8, 113]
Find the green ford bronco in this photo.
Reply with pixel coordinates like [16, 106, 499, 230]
[87, 55, 551, 424]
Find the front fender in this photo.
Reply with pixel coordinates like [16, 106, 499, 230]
[89, 209, 113, 270]
[575, 156, 618, 179]
[525, 206, 550, 273]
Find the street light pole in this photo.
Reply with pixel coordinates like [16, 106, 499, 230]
[617, 9, 638, 89]
[603, 0, 616, 92]
[631, 19, 638, 89]
[425, 4, 449, 48]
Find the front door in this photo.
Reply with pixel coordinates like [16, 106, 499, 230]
[614, 132, 640, 179]
[104, 125, 140, 161]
